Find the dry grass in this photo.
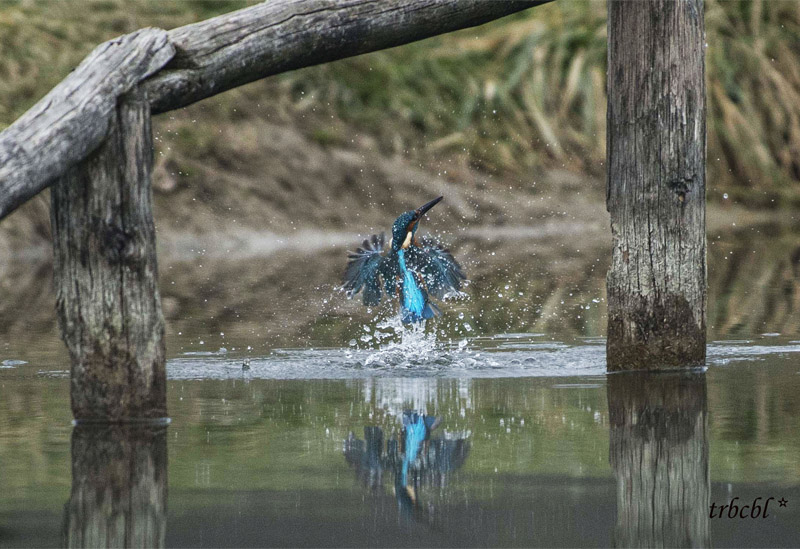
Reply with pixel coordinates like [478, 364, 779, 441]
[1, 0, 799, 206]
[706, 0, 800, 205]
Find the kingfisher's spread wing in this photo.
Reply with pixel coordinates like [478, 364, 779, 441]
[406, 237, 466, 299]
[343, 233, 388, 306]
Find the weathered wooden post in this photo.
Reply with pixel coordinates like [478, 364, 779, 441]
[63, 424, 167, 548]
[606, 0, 706, 370]
[609, 372, 709, 546]
[51, 86, 166, 421]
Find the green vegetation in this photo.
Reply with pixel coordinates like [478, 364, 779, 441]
[1, 0, 799, 208]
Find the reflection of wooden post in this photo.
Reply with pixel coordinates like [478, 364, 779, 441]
[51, 87, 166, 420]
[608, 373, 709, 547]
[606, 0, 706, 370]
[63, 424, 167, 548]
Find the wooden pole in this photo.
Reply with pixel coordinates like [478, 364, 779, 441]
[606, 0, 706, 370]
[146, 0, 551, 114]
[0, 29, 174, 223]
[51, 86, 166, 421]
[608, 372, 709, 547]
[63, 424, 168, 548]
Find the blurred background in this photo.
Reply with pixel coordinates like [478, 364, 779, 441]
[1, 0, 799, 351]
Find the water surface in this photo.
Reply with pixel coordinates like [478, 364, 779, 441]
[1, 225, 800, 547]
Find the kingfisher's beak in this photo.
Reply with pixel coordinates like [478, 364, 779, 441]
[414, 196, 443, 221]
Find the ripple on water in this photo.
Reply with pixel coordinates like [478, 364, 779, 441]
[169, 320, 604, 380]
[165, 333, 800, 381]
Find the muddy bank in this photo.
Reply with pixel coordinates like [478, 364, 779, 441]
[0, 120, 607, 257]
[3, 115, 784, 260]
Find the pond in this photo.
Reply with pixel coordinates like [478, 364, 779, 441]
[1, 223, 799, 547]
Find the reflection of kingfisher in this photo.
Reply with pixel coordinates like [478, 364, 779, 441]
[343, 411, 468, 524]
[343, 196, 466, 323]
[398, 412, 441, 507]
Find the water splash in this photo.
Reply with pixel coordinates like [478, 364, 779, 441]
[360, 315, 443, 368]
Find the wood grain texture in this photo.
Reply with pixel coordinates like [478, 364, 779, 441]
[145, 0, 548, 114]
[0, 28, 174, 222]
[63, 424, 167, 548]
[608, 373, 709, 547]
[51, 87, 166, 421]
[606, 0, 706, 369]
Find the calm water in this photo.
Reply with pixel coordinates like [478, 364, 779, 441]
[1, 225, 800, 547]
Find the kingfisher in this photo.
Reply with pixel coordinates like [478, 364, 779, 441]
[343, 196, 466, 323]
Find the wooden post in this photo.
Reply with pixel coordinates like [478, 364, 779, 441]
[51, 87, 166, 421]
[609, 373, 709, 547]
[606, 0, 706, 370]
[63, 424, 167, 548]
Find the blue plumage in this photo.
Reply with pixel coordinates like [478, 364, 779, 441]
[400, 411, 441, 487]
[397, 249, 436, 323]
[343, 197, 465, 323]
